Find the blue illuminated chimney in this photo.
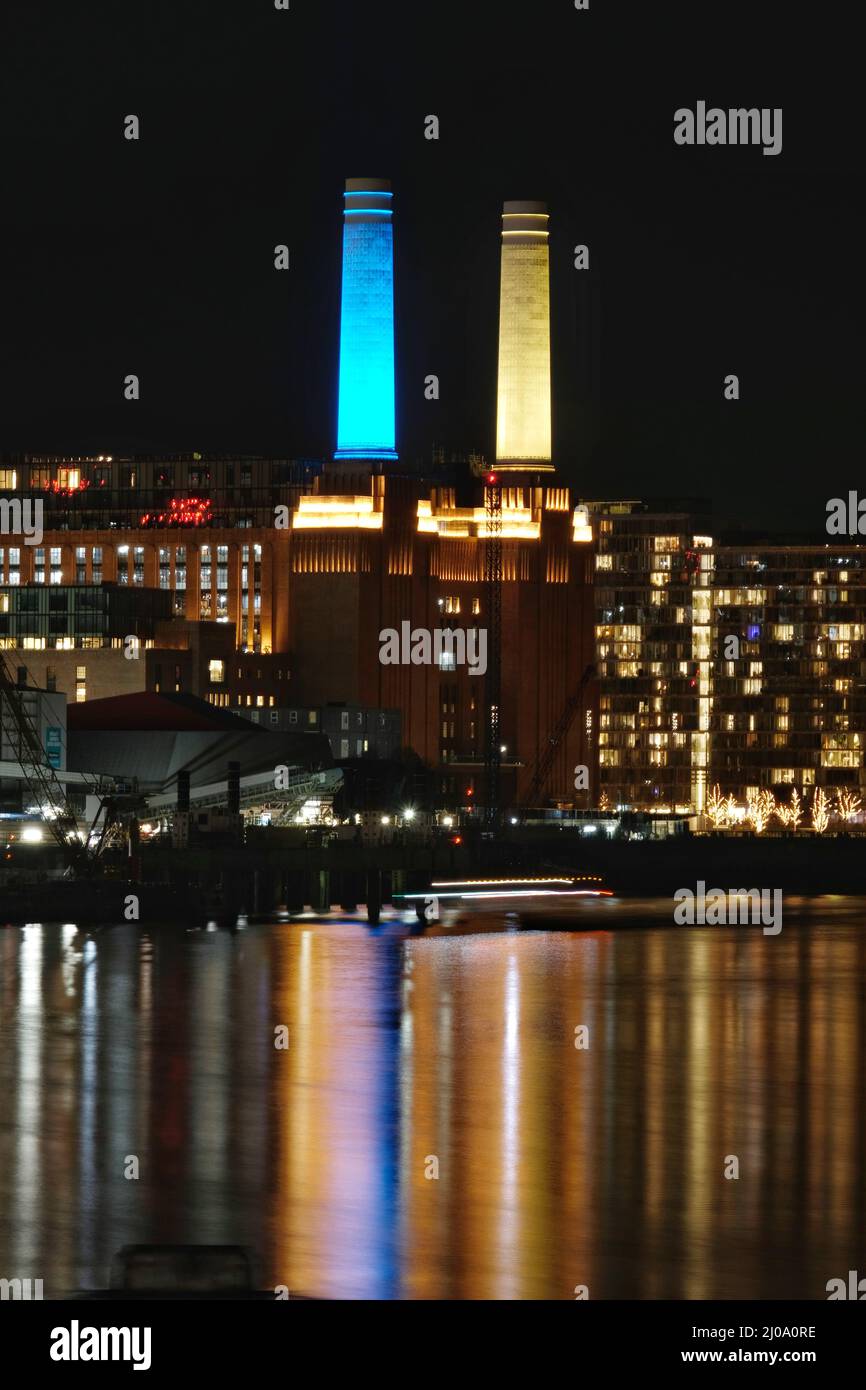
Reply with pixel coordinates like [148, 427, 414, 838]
[334, 178, 398, 462]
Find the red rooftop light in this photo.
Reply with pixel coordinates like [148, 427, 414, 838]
[43, 478, 90, 495]
[139, 496, 212, 527]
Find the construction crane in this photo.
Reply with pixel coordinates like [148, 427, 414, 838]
[0, 652, 98, 875]
[521, 664, 596, 810]
[483, 470, 502, 828]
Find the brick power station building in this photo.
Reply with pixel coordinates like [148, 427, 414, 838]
[3, 177, 864, 819]
[1, 180, 598, 812]
[289, 184, 596, 806]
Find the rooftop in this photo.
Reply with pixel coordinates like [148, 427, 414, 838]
[67, 691, 261, 733]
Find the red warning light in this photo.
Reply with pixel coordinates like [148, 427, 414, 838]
[486, 472, 498, 485]
[451, 835, 463, 846]
[139, 496, 212, 528]
[43, 478, 90, 496]
[466, 787, 474, 797]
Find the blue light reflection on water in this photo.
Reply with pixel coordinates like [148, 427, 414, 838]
[1, 901, 865, 1299]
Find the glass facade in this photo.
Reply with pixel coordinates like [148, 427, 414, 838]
[591, 502, 866, 812]
[0, 584, 172, 648]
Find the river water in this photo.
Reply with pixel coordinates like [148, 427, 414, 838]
[1, 902, 864, 1299]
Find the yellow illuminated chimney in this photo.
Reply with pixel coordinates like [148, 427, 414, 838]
[495, 200, 554, 471]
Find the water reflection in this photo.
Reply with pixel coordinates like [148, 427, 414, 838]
[1, 904, 865, 1299]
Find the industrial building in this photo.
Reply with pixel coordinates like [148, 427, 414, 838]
[0, 180, 598, 814]
[3, 176, 862, 825]
[67, 692, 342, 831]
[234, 702, 402, 762]
[286, 184, 596, 809]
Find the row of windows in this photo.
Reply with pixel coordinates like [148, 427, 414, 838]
[439, 596, 482, 615]
[208, 706, 316, 723]
[2, 465, 266, 489]
[339, 738, 371, 757]
[0, 542, 261, 567]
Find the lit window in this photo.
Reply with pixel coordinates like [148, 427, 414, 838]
[208, 659, 225, 684]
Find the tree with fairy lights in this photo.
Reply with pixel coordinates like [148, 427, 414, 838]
[747, 789, 775, 834]
[811, 787, 830, 833]
[780, 787, 803, 830]
[835, 789, 861, 823]
[707, 784, 727, 829]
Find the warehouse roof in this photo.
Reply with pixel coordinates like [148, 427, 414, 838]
[67, 691, 257, 733]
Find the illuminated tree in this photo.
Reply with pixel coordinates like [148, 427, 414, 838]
[836, 789, 861, 823]
[747, 789, 775, 834]
[781, 788, 803, 830]
[598, 790, 611, 813]
[724, 794, 739, 825]
[811, 787, 830, 834]
[707, 784, 726, 829]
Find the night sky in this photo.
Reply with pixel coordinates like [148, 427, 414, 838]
[0, 1, 858, 530]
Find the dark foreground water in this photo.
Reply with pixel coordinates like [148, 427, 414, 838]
[1, 901, 865, 1299]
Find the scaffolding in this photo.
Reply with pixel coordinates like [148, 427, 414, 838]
[0, 653, 92, 872]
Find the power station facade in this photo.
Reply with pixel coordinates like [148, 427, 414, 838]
[1, 180, 598, 812]
[297, 185, 596, 806]
[4, 177, 864, 816]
